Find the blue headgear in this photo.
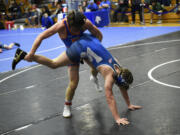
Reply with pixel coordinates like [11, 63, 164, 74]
[114, 68, 130, 90]
[116, 74, 125, 84]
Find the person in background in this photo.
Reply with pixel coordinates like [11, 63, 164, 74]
[79, 0, 88, 12]
[95, 0, 101, 6]
[50, 2, 63, 22]
[130, 0, 144, 24]
[27, 4, 41, 27]
[0, 0, 6, 13]
[150, 0, 165, 24]
[66, 0, 81, 12]
[0, 42, 20, 53]
[99, 0, 111, 11]
[41, 13, 54, 29]
[87, 0, 99, 11]
[144, 0, 151, 8]
[112, 0, 129, 23]
[8, 0, 22, 20]
[54, 0, 62, 7]
[41, 6, 51, 17]
[176, 5, 180, 15]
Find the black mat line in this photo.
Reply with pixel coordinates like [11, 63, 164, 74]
[0, 31, 180, 135]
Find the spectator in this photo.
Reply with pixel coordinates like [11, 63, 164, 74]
[8, 1, 22, 20]
[40, 5, 51, 26]
[150, 0, 165, 24]
[27, 4, 41, 26]
[95, 0, 101, 5]
[66, 0, 80, 12]
[161, 0, 171, 6]
[87, 0, 99, 11]
[0, 42, 20, 53]
[41, 13, 54, 29]
[99, 0, 111, 11]
[0, 19, 5, 29]
[144, 0, 151, 7]
[41, 6, 51, 17]
[35, 5, 42, 26]
[130, 0, 144, 24]
[50, 3, 63, 22]
[54, 0, 62, 7]
[176, 5, 180, 15]
[112, 0, 129, 23]
[0, 0, 6, 13]
[176, 0, 179, 5]
[79, 0, 88, 12]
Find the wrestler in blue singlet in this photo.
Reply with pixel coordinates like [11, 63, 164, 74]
[66, 34, 121, 72]
[62, 20, 84, 48]
[0, 43, 5, 49]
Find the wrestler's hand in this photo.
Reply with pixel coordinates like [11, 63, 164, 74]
[25, 53, 34, 62]
[116, 118, 130, 126]
[128, 104, 142, 110]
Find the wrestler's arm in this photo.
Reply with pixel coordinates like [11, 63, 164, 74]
[29, 22, 64, 55]
[105, 75, 120, 120]
[119, 87, 142, 110]
[83, 19, 103, 42]
[104, 74, 129, 125]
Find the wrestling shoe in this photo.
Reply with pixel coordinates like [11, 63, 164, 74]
[14, 42, 20, 47]
[90, 75, 103, 92]
[12, 48, 27, 70]
[63, 102, 72, 118]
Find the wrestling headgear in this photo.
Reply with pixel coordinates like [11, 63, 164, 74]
[114, 67, 133, 90]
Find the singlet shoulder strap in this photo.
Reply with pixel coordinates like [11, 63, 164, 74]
[64, 20, 71, 35]
[64, 20, 84, 39]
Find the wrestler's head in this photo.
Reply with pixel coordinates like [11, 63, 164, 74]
[113, 65, 133, 90]
[67, 10, 86, 30]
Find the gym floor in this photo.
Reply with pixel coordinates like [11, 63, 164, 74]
[0, 25, 180, 135]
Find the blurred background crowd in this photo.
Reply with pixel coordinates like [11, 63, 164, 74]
[0, 0, 179, 29]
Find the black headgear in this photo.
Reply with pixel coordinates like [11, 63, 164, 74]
[67, 10, 86, 29]
[74, 11, 86, 26]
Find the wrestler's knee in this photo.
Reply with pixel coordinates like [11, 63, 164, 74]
[50, 61, 60, 69]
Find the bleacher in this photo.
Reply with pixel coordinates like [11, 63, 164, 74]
[0, 0, 55, 26]
[0, 0, 179, 30]
[111, 0, 180, 23]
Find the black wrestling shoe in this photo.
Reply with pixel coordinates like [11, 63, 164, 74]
[14, 43, 20, 47]
[12, 48, 27, 70]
